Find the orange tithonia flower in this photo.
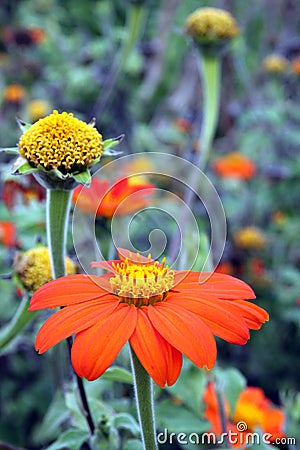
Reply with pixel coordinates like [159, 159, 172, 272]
[204, 382, 285, 444]
[0, 221, 16, 247]
[72, 176, 155, 218]
[29, 249, 269, 387]
[212, 152, 256, 180]
[3, 84, 25, 104]
[291, 57, 300, 76]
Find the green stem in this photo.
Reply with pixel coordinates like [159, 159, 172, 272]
[46, 188, 95, 437]
[198, 54, 221, 170]
[46, 189, 72, 279]
[130, 346, 158, 450]
[0, 294, 35, 351]
[119, 5, 144, 68]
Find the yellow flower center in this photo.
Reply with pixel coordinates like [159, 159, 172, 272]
[13, 247, 76, 292]
[18, 110, 103, 174]
[110, 254, 174, 307]
[185, 7, 239, 41]
[233, 402, 264, 432]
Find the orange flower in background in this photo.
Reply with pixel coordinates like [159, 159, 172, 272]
[204, 382, 285, 445]
[30, 248, 268, 387]
[215, 261, 234, 275]
[291, 57, 300, 76]
[2, 177, 45, 210]
[3, 84, 25, 104]
[0, 221, 17, 247]
[212, 152, 256, 180]
[72, 176, 155, 218]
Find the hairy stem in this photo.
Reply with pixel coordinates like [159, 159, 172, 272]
[130, 346, 158, 450]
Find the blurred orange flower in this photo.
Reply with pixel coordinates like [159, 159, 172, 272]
[72, 176, 156, 218]
[3, 84, 25, 104]
[2, 177, 45, 210]
[0, 221, 16, 247]
[212, 152, 256, 180]
[215, 261, 233, 275]
[29, 248, 268, 387]
[204, 382, 285, 445]
[291, 57, 300, 75]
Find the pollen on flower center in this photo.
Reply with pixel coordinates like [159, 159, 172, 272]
[18, 110, 103, 174]
[110, 254, 174, 307]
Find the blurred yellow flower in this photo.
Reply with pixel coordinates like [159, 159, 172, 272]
[13, 247, 76, 293]
[234, 227, 267, 250]
[185, 7, 239, 42]
[262, 54, 289, 73]
[27, 99, 51, 121]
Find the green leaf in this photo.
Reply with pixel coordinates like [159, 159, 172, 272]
[32, 391, 69, 444]
[0, 147, 19, 154]
[16, 118, 32, 132]
[11, 157, 38, 175]
[165, 360, 206, 415]
[0, 296, 36, 352]
[123, 439, 144, 450]
[156, 398, 209, 434]
[113, 413, 140, 436]
[46, 429, 89, 450]
[101, 366, 133, 384]
[103, 135, 124, 155]
[73, 169, 92, 186]
[216, 368, 247, 414]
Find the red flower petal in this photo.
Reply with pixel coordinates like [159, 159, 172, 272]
[71, 303, 137, 380]
[166, 293, 250, 344]
[35, 296, 119, 353]
[130, 307, 182, 387]
[29, 274, 112, 310]
[148, 302, 216, 370]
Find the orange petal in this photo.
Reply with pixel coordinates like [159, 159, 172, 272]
[130, 307, 182, 387]
[148, 302, 216, 370]
[166, 293, 250, 344]
[35, 296, 119, 353]
[174, 272, 255, 300]
[71, 303, 137, 380]
[221, 300, 269, 329]
[29, 274, 112, 310]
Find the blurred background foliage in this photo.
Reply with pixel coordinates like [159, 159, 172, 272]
[1, 0, 300, 448]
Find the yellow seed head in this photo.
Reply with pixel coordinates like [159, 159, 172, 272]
[185, 7, 239, 41]
[18, 110, 103, 174]
[13, 247, 76, 292]
[110, 255, 174, 307]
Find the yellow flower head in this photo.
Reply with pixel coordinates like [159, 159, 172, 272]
[234, 227, 267, 250]
[185, 7, 239, 42]
[27, 99, 51, 121]
[13, 247, 76, 292]
[18, 110, 103, 174]
[262, 54, 289, 73]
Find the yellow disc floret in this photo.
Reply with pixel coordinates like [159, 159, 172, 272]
[18, 110, 103, 174]
[185, 7, 239, 41]
[110, 255, 174, 307]
[13, 247, 76, 292]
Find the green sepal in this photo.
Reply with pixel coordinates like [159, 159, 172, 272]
[0, 295, 36, 352]
[0, 146, 19, 154]
[11, 157, 39, 175]
[103, 134, 124, 155]
[16, 118, 32, 133]
[73, 169, 92, 187]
